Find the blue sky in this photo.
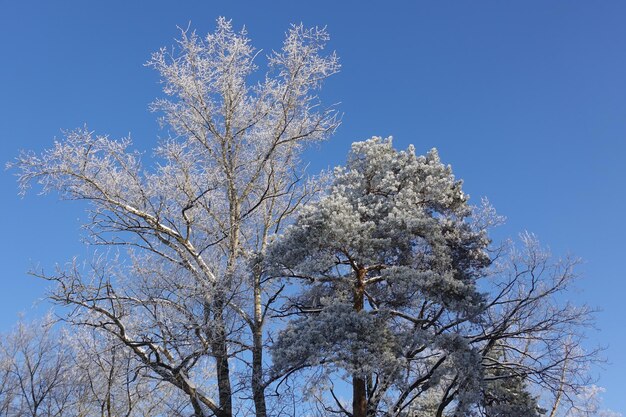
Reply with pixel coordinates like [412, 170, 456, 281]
[1, 0, 625, 412]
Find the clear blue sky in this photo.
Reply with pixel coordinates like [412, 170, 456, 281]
[1, 1, 624, 412]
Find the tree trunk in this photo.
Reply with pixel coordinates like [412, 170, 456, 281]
[353, 377, 367, 417]
[252, 273, 267, 417]
[352, 267, 367, 417]
[212, 299, 233, 417]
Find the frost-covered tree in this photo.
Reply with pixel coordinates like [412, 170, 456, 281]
[548, 385, 622, 417]
[0, 315, 76, 417]
[68, 327, 183, 417]
[541, 357, 621, 417]
[11, 17, 338, 417]
[0, 315, 188, 417]
[268, 137, 491, 417]
[267, 137, 599, 417]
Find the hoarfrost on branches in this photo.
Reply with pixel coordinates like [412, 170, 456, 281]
[10, 17, 339, 417]
[267, 137, 601, 417]
[7, 18, 608, 417]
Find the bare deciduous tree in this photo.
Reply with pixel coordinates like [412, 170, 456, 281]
[0, 315, 75, 417]
[11, 17, 339, 417]
[68, 327, 182, 417]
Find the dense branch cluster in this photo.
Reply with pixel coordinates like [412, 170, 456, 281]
[5, 18, 616, 417]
